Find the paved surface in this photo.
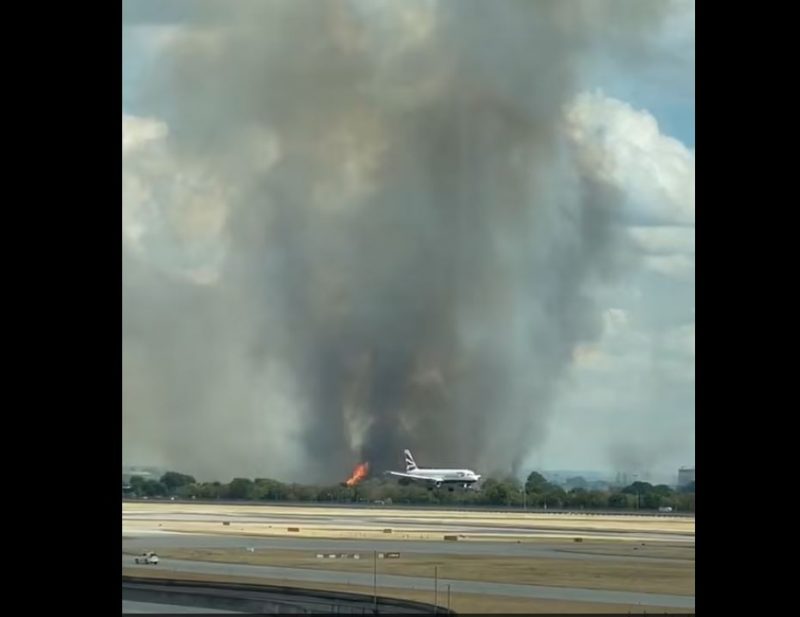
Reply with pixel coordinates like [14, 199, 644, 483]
[123, 533, 692, 564]
[122, 600, 239, 613]
[123, 511, 694, 542]
[123, 505, 694, 610]
[124, 578, 446, 614]
[123, 557, 694, 609]
[124, 499, 694, 518]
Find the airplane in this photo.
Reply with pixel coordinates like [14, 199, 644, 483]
[385, 449, 481, 491]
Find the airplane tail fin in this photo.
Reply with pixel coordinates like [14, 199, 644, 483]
[404, 449, 418, 472]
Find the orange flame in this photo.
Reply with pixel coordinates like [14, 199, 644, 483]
[345, 462, 370, 487]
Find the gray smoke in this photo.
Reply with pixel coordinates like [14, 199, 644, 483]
[123, 0, 672, 482]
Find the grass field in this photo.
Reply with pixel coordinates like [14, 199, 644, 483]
[123, 520, 630, 542]
[122, 567, 689, 614]
[123, 505, 695, 545]
[123, 502, 695, 535]
[125, 546, 694, 596]
[122, 522, 695, 544]
[123, 502, 694, 611]
[554, 542, 694, 560]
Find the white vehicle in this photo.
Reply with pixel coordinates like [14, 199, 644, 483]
[134, 551, 159, 565]
[386, 449, 481, 491]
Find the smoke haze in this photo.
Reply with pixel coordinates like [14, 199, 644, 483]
[123, 0, 689, 482]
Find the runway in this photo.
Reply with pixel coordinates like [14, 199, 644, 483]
[122, 600, 237, 613]
[123, 533, 691, 564]
[122, 503, 694, 611]
[123, 511, 694, 542]
[123, 556, 694, 610]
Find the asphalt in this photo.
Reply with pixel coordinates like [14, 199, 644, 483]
[124, 577, 453, 614]
[123, 511, 694, 542]
[123, 557, 695, 610]
[123, 532, 692, 564]
[122, 600, 238, 613]
[122, 506, 694, 610]
[124, 499, 694, 519]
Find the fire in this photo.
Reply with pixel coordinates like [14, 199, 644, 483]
[345, 461, 370, 487]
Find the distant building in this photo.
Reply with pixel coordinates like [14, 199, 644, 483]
[677, 467, 695, 487]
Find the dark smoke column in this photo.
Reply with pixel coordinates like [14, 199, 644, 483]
[123, 0, 671, 483]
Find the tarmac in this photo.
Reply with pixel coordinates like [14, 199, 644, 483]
[122, 503, 695, 611]
[122, 600, 238, 613]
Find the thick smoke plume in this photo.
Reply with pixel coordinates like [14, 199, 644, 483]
[123, 0, 672, 482]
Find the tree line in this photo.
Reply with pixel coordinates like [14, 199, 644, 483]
[124, 471, 695, 512]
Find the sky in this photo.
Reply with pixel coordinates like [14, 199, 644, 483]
[529, 4, 694, 483]
[122, 0, 694, 486]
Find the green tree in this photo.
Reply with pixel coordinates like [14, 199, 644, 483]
[543, 486, 566, 508]
[480, 479, 508, 505]
[608, 492, 629, 508]
[435, 489, 460, 506]
[160, 472, 196, 493]
[290, 484, 318, 501]
[253, 478, 290, 501]
[174, 483, 194, 499]
[586, 491, 609, 509]
[227, 478, 254, 499]
[567, 488, 588, 508]
[652, 484, 674, 498]
[622, 481, 654, 495]
[679, 481, 695, 493]
[566, 476, 588, 490]
[641, 492, 661, 509]
[658, 495, 677, 510]
[675, 492, 695, 512]
[330, 484, 354, 502]
[196, 482, 223, 499]
[395, 485, 436, 504]
[129, 476, 147, 496]
[141, 480, 166, 497]
[525, 471, 550, 494]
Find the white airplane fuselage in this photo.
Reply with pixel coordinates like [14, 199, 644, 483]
[404, 468, 480, 484]
[386, 449, 481, 489]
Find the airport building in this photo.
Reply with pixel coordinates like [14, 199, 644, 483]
[613, 472, 648, 487]
[677, 467, 695, 487]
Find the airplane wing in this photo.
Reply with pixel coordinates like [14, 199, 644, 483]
[386, 471, 443, 483]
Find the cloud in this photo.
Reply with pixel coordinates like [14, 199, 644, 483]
[642, 254, 694, 280]
[521, 8, 695, 479]
[548, 300, 693, 478]
[627, 226, 694, 254]
[122, 1, 695, 483]
[122, 1, 684, 481]
[565, 91, 694, 282]
[569, 307, 649, 374]
[122, 113, 231, 285]
[122, 113, 167, 153]
[566, 91, 694, 227]
[664, 322, 695, 358]
[122, 112, 285, 286]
